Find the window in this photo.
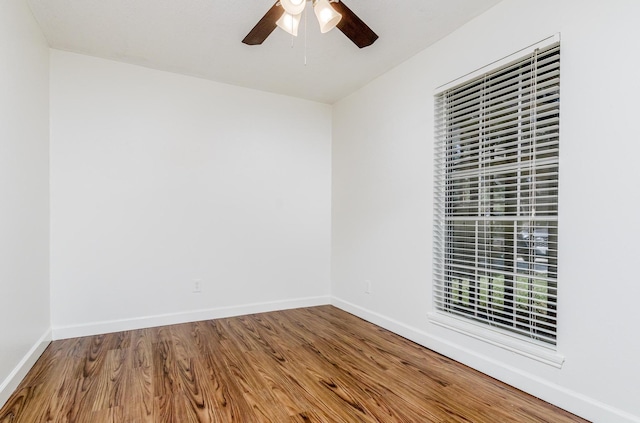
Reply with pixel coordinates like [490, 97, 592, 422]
[433, 41, 560, 347]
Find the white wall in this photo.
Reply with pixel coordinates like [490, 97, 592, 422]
[0, 0, 51, 407]
[332, 1, 640, 422]
[50, 51, 332, 338]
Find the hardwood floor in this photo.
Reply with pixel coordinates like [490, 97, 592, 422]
[0, 306, 587, 422]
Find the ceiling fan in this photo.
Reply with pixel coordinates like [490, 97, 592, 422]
[242, 0, 378, 49]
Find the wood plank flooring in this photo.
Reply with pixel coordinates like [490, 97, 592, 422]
[0, 306, 587, 422]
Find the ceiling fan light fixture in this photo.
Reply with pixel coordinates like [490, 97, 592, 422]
[276, 11, 301, 36]
[242, 0, 378, 49]
[280, 0, 306, 16]
[313, 0, 342, 33]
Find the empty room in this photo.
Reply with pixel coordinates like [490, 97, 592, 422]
[1, 0, 639, 421]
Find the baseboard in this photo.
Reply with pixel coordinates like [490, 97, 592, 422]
[52, 295, 331, 340]
[0, 328, 52, 410]
[331, 297, 640, 423]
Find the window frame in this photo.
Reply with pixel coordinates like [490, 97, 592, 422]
[429, 35, 564, 367]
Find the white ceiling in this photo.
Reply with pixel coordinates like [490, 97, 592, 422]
[27, 0, 502, 104]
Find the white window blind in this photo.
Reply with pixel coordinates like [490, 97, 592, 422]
[433, 42, 560, 346]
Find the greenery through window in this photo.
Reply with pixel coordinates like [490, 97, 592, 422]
[433, 42, 560, 346]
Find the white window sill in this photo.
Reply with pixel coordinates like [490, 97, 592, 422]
[428, 311, 565, 368]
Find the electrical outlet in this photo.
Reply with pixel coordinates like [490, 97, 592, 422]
[193, 279, 202, 293]
[365, 280, 372, 294]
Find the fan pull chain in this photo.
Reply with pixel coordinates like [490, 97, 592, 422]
[304, 3, 308, 65]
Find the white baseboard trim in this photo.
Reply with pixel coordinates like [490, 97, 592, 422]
[52, 295, 331, 340]
[0, 328, 52, 410]
[331, 297, 640, 423]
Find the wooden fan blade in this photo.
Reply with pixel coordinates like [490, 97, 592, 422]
[242, 2, 282, 45]
[333, 1, 378, 48]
